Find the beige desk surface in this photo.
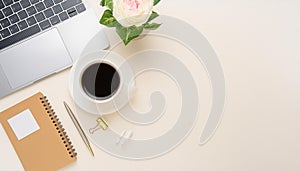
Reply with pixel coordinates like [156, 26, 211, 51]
[1, 0, 300, 170]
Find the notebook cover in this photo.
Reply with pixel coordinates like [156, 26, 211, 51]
[0, 92, 76, 171]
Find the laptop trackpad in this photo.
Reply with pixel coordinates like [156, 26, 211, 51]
[0, 29, 72, 89]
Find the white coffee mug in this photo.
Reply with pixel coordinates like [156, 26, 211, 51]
[69, 50, 135, 115]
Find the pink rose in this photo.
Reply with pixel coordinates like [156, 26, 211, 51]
[113, 0, 153, 27]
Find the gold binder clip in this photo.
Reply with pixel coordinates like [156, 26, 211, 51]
[89, 117, 108, 134]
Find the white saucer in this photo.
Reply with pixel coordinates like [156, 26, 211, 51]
[69, 50, 135, 115]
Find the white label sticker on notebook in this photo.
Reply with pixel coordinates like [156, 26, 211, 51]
[8, 109, 40, 140]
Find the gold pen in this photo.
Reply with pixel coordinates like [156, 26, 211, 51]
[63, 102, 94, 157]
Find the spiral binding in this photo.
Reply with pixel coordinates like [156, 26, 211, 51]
[40, 96, 77, 158]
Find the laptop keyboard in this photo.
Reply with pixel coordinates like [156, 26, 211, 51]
[0, 0, 86, 50]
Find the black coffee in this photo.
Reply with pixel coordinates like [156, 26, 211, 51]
[81, 63, 120, 100]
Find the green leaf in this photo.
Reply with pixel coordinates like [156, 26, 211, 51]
[143, 23, 161, 30]
[100, 0, 105, 6]
[100, 10, 118, 27]
[154, 0, 160, 6]
[147, 11, 159, 22]
[100, 0, 113, 11]
[116, 25, 144, 45]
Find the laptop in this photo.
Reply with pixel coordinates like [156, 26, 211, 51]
[0, 0, 109, 98]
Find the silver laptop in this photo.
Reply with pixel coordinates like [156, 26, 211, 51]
[0, 0, 109, 98]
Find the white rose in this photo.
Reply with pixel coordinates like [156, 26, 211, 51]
[113, 0, 153, 27]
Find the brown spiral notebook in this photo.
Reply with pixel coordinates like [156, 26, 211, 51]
[0, 92, 77, 171]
